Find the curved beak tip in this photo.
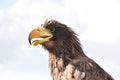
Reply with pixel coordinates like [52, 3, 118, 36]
[28, 27, 53, 46]
[28, 36, 31, 45]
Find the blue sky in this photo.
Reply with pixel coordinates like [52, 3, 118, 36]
[0, 0, 120, 80]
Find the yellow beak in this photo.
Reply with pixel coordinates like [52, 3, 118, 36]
[28, 27, 53, 46]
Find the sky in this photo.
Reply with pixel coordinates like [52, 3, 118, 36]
[0, 0, 120, 80]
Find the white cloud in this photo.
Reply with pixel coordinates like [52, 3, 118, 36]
[0, 10, 4, 22]
[0, 64, 51, 80]
[64, 0, 88, 23]
[8, 0, 86, 34]
[64, 0, 120, 44]
[81, 0, 120, 44]
[0, 9, 4, 17]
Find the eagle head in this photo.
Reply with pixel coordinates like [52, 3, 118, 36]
[28, 20, 77, 53]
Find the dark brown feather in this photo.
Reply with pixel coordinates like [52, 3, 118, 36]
[41, 20, 114, 80]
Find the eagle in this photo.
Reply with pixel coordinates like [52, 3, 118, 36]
[28, 20, 114, 80]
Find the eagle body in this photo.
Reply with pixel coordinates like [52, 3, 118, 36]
[29, 20, 114, 80]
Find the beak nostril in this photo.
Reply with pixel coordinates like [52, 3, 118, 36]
[37, 29, 40, 31]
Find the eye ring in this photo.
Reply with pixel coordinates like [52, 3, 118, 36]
[50, 26, 55, 32]
[51, 27, 55, 32]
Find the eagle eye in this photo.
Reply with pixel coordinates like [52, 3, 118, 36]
[49, 26, 55, 32]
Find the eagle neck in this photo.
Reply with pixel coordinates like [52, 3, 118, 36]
[48, 38, 86, 80]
